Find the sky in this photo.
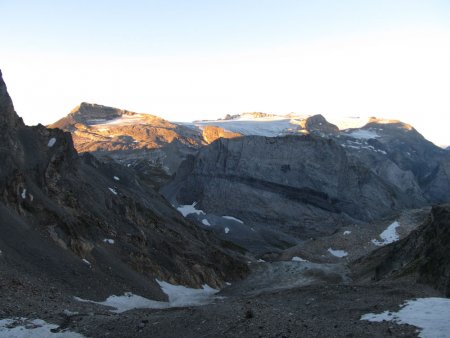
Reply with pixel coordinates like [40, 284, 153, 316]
[1, 0, 450, 146]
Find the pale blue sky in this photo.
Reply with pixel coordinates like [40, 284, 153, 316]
[3, 0, 449, 55]
[1, 0, 450, 145]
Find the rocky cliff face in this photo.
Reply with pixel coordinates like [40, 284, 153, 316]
[352, 204, 450, 296]
[337, 118, 450, 202]
[0, 70, 247, 301]
[162, 135, 429, 251]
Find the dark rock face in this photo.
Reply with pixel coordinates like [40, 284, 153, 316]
[0, 70, 247, 300]
[338, 119, 450, 203]
[302, 114, 339, 136]
[352, 204, 450, 296]
[163, 135, 425, 240]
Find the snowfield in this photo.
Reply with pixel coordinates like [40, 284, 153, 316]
[74, 280, 219, 313]
[372, 221, 400, 246]
[192, 114, 305, 137]
[361, 298, 450, 338]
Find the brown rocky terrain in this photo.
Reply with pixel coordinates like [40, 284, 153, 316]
[50, 103, 241, 177]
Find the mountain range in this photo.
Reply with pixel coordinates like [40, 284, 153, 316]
[1, 70, 450, 337]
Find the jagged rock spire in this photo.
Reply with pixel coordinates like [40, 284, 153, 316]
[0, 69, 23, 128]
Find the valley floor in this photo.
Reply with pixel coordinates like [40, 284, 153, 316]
[0, 261, 442, 338]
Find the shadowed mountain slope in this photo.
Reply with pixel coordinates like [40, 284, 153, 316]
[0, 70, 247, 301]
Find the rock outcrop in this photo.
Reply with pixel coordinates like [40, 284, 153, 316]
[201, 125, 242, 144]
[0, 70, 247, 301]
[301, 114, 339, 136]
[352, 204, 450, 296]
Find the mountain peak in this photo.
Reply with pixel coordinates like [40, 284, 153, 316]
[50, 102, 143, 130]
[70, 102, 130, 120]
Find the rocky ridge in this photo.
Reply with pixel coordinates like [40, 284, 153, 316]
[352, 204, 450, 296]
[50, 103, 241, 179]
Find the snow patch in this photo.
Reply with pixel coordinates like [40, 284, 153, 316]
[82, 259, 91, 266]
[361, 298, 450, 338]
[108, 188, 118, 195]
[21, 189, 26, 199]
[74, 293, 166, 313]
[103, 239, 115, 244]
[47, 138, 57, 147]
[222, 216, 244, 224]
[201, 219, 211, 226]
[291, 256, 308, 262]
[75, 280, 219, 313]
[346, 129, 380, 139]
[92, 114, 145, 126]
[224, 227, 230, 234]
[177, 202, 205, 217]
[372, 221, 400, 246]
[113, 176, 120, 181]
[327, 248, 348, 258]
[343, 231, 352, 235]
[257, 259, 266, 263]
[0, 318, 86, 337]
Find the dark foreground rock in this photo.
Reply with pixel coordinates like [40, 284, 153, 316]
[352, 204, 450, 296]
